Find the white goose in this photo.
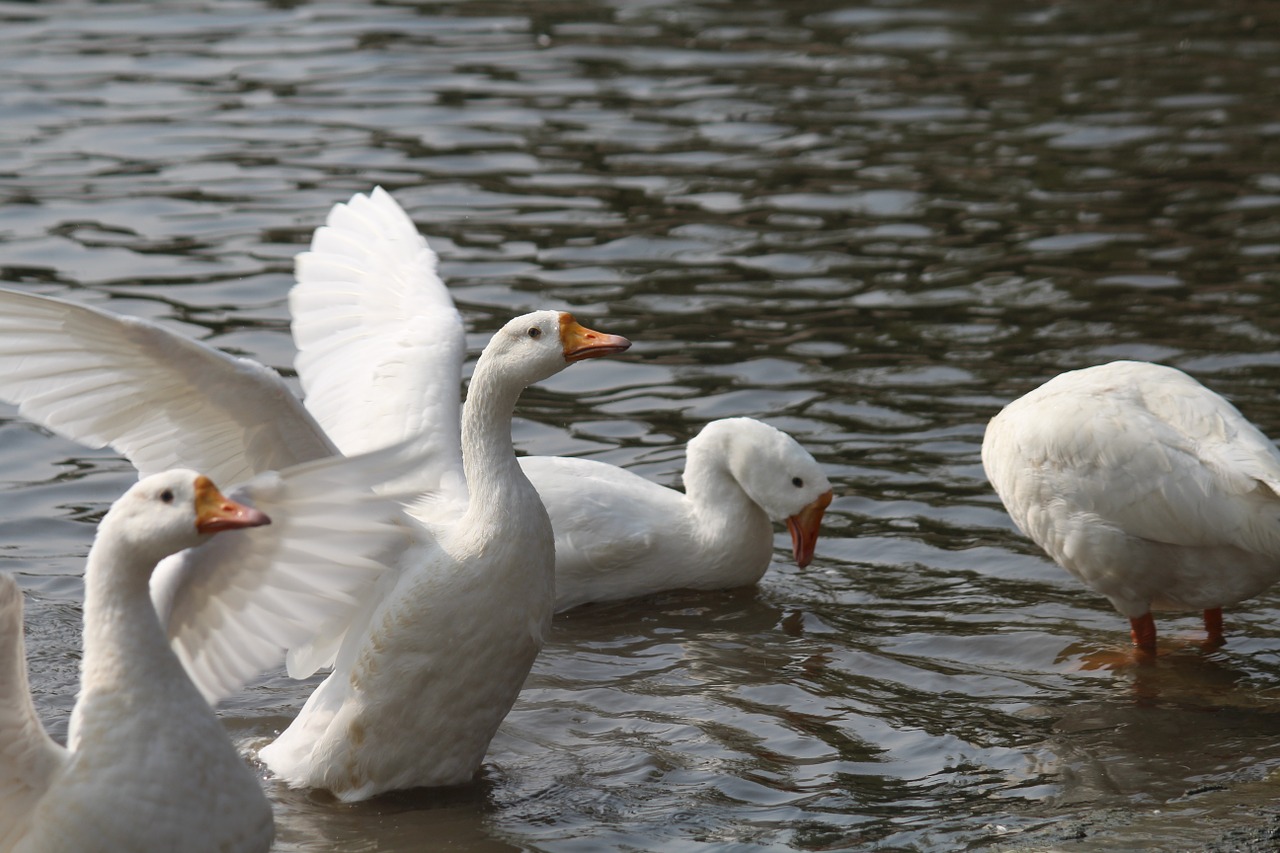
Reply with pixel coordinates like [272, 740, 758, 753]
[0, 287, 629, 800]
[982, 360, 1280, 652]
[0, 471, 274, 852]
[526, 418, 832, 612]
[259, 309, 629, 799]
[293, 188, 832, 611]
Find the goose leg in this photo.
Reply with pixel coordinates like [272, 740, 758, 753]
[1203, 607, 1225, 647]
[1129, 613, 1157, 652]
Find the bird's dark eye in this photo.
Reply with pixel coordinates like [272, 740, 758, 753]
[528, 327, 542, 338]
[792, 477, 804, 488]
[160, 489, 175, 504]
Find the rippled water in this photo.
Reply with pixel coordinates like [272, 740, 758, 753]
[3, 1, 1280, 850]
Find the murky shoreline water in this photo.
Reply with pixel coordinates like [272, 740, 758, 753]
[2, 1, 1280, 850]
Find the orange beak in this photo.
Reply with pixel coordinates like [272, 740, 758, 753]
[786, 489, 831, 568]
[559, 313, 632, 362]
[193, 476, 271, 534]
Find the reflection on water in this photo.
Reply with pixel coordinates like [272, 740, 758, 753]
[2, 0, 1280, 850]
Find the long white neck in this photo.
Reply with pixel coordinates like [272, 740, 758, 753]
[72, 530, 193, 749]
[460, 351, 538, 519]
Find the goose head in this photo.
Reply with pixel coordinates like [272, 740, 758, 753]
[696, 418, 833, 568]
[481, 310, 631, 386]
[98, 470, 272, 568]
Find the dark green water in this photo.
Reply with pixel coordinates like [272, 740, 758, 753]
[1, 1, 1279, 850]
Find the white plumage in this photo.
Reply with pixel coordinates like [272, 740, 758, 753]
[0, 285, 628, 801]
[0, 184, 828, 799]
[0, 291, 418, 707]
[982, 360, 1280, 650]
[0, 471, 277, 852]
[297, 188, 832, 611]
[259, 309, 629, 800]
[530, 418, 832, 612]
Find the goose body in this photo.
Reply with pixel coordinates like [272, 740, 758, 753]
[295, 188, 832, 611]
[259, 310, 630, 799]
[527, 418, 832, 612]
[0, 471, 274, 853]
[982, 360, 1280, 650]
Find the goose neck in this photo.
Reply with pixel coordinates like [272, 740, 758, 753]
[683, 431, 758, 522]
[78, 534, 181, 707]
[460, 354, 529, 504]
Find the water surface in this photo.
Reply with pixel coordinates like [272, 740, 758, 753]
[2, 1, 1280, 850]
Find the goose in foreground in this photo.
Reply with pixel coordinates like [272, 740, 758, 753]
[0, 287, 629, 800]
[259, 309, 630, 800]
[982, 360, 1280, 652]
[526, 418, 832, 612]
[294, 187, 832, 611]
[0, 471, 275, 853]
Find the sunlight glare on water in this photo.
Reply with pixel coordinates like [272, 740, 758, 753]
[2, 1, 1280, 850]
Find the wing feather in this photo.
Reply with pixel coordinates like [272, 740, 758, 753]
[151, 445, 418, 705]
[0, 288, 337, 485]
[290, 187, 467, 500]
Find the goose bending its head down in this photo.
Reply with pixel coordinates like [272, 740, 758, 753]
[982, 360, 1280, 653]
[0, 472, 274, 853]
[258, 309, 630, 801]
[527, 417, 833, 612]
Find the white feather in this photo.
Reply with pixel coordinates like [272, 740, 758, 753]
[290, 186, 466, 503]
[151, 444, 418, 705]
[983, 360, 1280, 627]
[0, 288, 335, 485]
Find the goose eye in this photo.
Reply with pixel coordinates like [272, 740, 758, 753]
[791, 477, 803, 488]
[160, 489, 175, 504]
[528, 327, 542, 339]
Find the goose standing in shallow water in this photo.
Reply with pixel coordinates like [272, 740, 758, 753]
[259, 310, 630, 800]
[294, 188, 832, 611]
[0, 471, 275, 853]
[982, 360, 1280, 652]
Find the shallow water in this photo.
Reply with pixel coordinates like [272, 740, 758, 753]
[2, 1, 1280, 850]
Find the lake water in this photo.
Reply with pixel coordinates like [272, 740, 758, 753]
[2, 1, 1280, 850]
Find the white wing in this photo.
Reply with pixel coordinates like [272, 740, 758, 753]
[290, 187, 467, 500]
[986, 361, 1280, 555]
[0, 574, 68, 845]
[0, 288, 337, 486]
[151, 444, 418, 706]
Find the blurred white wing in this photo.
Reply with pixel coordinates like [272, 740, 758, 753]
[290, 187, 467, 500]
[0, 288, 337, 486]
[151, 444, 418, 706]
[0, 574, 67, 845]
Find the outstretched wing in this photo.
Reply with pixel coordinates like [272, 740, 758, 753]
[0, 574, 68, 845]
[151, 444, 418, 705]
[0, 288, 337, 486]
[290, 187, 467, 501]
